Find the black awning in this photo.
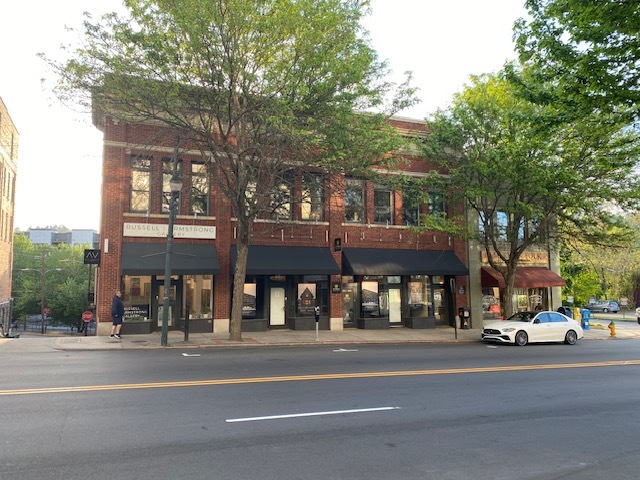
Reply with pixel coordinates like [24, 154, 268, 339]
[342, 248, 468, 276]
[231, 246, 340, 275]
[121, 243, 220, 275]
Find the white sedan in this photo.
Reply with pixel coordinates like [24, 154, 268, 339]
[482, 311, 584, 346]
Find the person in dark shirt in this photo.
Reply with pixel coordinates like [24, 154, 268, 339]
[110, 290, 125, 339]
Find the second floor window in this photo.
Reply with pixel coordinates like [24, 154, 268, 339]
[428, 192, 446, 218]
[345, 178, 364, 223]
[191, 162, 209, 215]
[131, 155, 151, 213]
[402, 191, 420, 226]
[374, 185, 393, 224]
[271, 172, 293, 220]
[301, 173, 324, 221]
[162, 158, 183, 213]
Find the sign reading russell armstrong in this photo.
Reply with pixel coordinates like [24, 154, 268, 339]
[123, 223, 216, 239]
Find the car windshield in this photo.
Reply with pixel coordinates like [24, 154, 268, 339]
[506, 312, 534, 323]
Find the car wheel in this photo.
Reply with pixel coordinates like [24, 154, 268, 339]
[565, 330, 578, 345]
[637, 317, 640, 325]
[515, 331, 528, 346]
[603, 308, 609, 313]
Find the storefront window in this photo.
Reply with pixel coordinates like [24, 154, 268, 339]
[292, 275, 328, 316]
[243, 282, 257, 318]
[342, 276, 358, 325]
[361, 276, 382, 317]
[184, 275, 213, 318]
[408, 276, 430, 317]
[121, 275, 151, 321]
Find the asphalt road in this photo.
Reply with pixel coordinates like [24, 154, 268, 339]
[2, 341, 640, 479]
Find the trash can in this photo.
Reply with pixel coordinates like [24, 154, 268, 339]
[580, 308, 591, 330]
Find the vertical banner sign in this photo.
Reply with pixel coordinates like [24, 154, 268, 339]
[84, 249, 101, 265]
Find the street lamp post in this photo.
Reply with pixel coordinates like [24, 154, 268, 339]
[161, 163, 183, 347]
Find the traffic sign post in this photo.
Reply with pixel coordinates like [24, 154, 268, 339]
[80, 311, 93, 336]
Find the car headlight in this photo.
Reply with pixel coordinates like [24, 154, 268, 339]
[502, 328, 515, 332]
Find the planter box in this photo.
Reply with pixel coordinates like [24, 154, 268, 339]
[182, 318, 213, 333]
[356, 317, 390, 329]
[287, 317, 329, 331]
[242, 318, 268, 332]
[403, 316, 436, 329]
[122, 321, 152, 334]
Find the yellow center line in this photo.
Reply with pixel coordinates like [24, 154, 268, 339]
[2, 359, 640, 396]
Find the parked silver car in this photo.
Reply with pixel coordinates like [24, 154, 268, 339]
[587, 300, 619, 313]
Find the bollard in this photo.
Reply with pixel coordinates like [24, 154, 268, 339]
[608, 320, 616, 338]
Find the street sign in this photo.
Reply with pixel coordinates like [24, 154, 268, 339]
[84, 249, 101, 265]
[82, 311, 93, 322]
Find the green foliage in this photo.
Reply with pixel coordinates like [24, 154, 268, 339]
[11, 235, 89, 327]
[421, 72, 640, 315]
[515, 0, 640, 121]
[43, 0, 418, 339]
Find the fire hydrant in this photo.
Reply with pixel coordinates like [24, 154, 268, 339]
[608, 320, 616, 338]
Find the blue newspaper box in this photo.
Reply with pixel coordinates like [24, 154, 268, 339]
[580, 309, 591, 330]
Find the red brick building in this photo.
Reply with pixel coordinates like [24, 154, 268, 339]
[92, 113, 470, 336]
[0, 96, 18, 335]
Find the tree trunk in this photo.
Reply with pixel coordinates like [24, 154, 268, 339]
[229, 223, 250, 342]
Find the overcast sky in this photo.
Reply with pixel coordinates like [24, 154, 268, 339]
[0, 0, 526, 231]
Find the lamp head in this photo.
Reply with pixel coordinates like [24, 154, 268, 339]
[169, 174, 183, 193]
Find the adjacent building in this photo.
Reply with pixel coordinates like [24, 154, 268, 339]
[0, 96, 18, 335]
[24, 228, 99, 248]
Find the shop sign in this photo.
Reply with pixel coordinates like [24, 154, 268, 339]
[123, 223, 216, 239]
[481, 249, 548, 266]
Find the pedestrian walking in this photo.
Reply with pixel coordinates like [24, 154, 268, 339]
[110, 290, 125, 339]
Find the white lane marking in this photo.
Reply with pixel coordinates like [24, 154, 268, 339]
[486, 345, 498, 349]
[333, 348, 359, 352]
[182, 353, 201, 357]
[226, 406, 401, 423]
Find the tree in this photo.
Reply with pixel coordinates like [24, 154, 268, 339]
[44, 0, 417, 340]
[421, 72, 640, 317]
[11, 235, 88, 328]
[514, 0, 640, 122]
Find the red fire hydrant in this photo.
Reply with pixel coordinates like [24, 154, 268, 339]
[608, 320, 616, 338]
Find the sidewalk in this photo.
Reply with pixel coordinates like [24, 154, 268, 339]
[2, 319, 639, 352]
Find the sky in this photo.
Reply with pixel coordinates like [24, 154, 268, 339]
[0, 0, 526, 232]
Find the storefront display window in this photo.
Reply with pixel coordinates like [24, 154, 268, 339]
[408, 276, 430, 317]
[242, 283, 257, 318]
[122, 275, 151, 321]
[342, 276, 358, 325]
[295, 275, 328, 316]
[184, 275, 213, 318]
[361, 280, 379, 317]
[297, 283, 316, 315]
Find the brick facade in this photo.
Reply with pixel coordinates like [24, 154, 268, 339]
[0, 96, 18, 333]
[93, 114, 470, 335]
